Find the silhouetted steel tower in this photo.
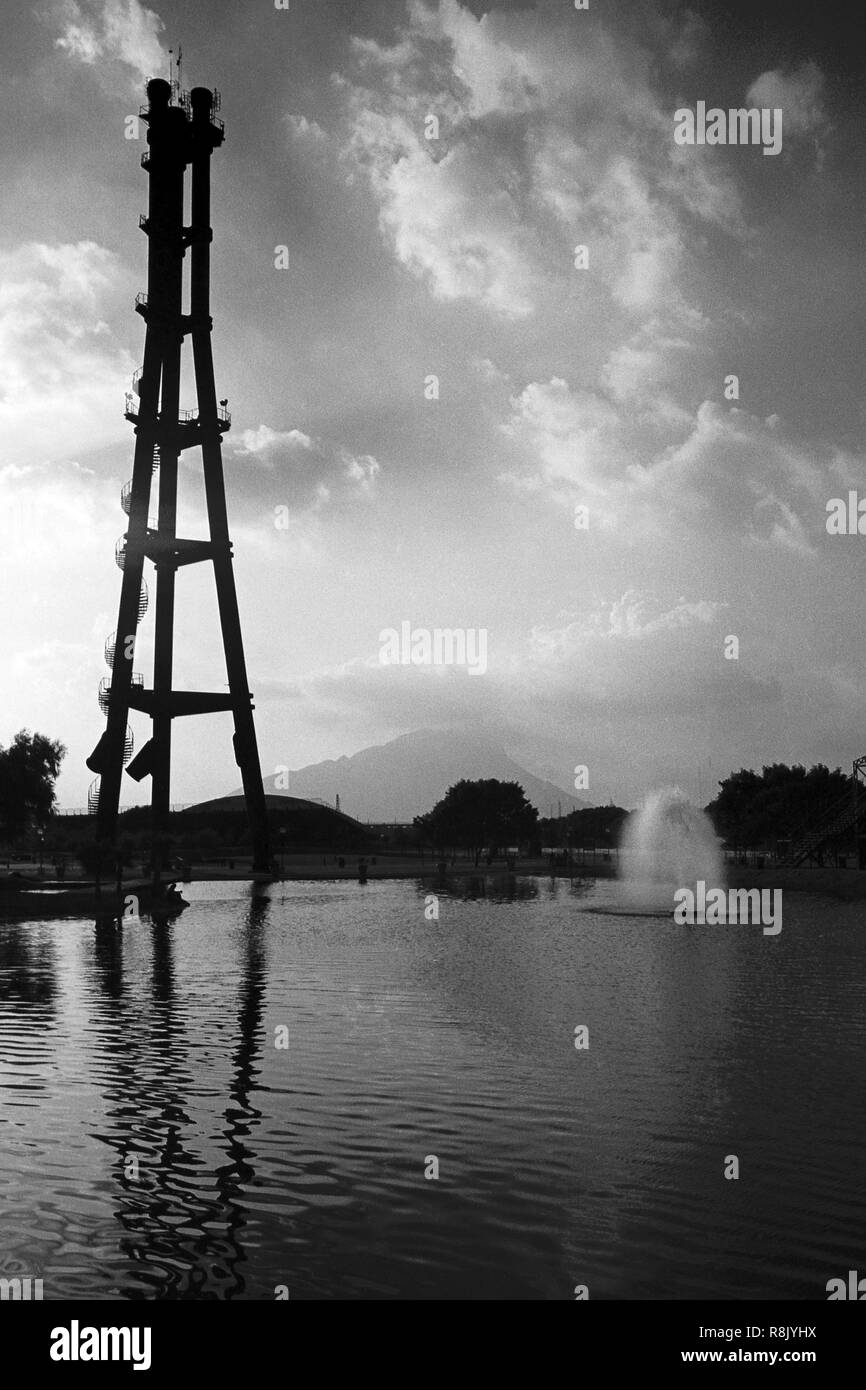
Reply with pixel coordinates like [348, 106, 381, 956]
[87, 77, 270, 877]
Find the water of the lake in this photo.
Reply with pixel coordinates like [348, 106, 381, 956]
[0, 876, 863, 1300]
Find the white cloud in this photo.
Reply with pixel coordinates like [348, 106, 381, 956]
[255, 589, 772, 768]
[285, 114, 328, 144]
[747, 495, 815, 557]
[0, 459, 131, 801]
[337, 0, 744, 320]
[600, 318, 699, 425]
[747, 62, 829, 169]
[503, 377, 627, 508]
[661, 408, 826, 529]
[0, 459, 121, 576]
[238, 425, 314, 456]
[747, 62, 827, 138]
[53, 0, 165, 85]
[0, 240, 133, 466]
[234, 425, 380, 506]
[369, 140, 536, 316]
[472, 356, 509, 385]
[501, 374, 836, 545]
[530, 591, 724, 648]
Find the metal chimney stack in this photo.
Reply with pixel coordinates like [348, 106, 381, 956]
[87, 78, 271, 882]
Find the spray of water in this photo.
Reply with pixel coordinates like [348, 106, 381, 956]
[617, 787, 724, 913]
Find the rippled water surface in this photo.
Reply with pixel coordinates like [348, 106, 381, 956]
[0, 876, 864, 1300]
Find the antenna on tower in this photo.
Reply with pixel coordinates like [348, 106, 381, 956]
[177, 44, 183, 93]
[168, 47, 173, 86]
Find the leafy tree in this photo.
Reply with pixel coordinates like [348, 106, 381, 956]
[193, 827, 222, 857]
[707, 763, 853, 847]
[415, 779, 538, 860]
[541, 804, 630, 849]
[0, 730, 66, 842]
[76, 840, 113, 885]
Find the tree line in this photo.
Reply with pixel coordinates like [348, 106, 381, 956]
[1, 726, 858, 862]
[705, 762, 854, 848]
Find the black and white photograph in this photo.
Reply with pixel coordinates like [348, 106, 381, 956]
[0, 0, 864, 1345]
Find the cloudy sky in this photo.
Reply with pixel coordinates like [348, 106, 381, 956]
[1, 0, 864, 812]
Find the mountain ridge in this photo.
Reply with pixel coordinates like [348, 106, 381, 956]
[231, 728, 587, 822]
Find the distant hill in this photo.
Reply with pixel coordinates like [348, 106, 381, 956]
[230, 729, 587, 822]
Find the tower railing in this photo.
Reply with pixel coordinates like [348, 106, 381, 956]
[178, 404, 232, 428]
[123, 396, 230, 430]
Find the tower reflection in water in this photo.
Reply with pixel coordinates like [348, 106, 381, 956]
[89, 894, 269, 1298]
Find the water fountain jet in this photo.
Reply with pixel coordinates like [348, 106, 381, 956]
[617, 787, 724, 913]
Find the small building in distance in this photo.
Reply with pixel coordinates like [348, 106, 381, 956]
[182, 792, 374, 853]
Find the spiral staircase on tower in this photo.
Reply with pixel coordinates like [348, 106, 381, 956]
[87, 463, 153, 817]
